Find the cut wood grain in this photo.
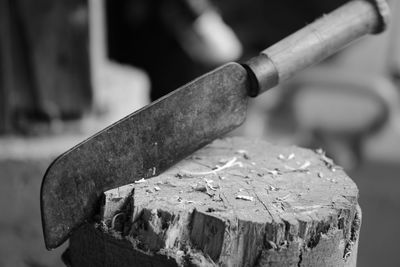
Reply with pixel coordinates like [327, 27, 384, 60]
[68, 137, 361, 267]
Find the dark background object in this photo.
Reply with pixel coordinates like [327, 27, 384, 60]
[0, 0, 92, 135]
[105, 0, 348, 101]
[216, 0, 348, 58]
[106, 0, 210, 101]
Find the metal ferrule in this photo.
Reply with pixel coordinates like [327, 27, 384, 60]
[242, 54, 279, 97]
[367, 0, 390, 33]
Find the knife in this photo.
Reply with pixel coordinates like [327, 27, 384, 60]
[41, 0, 389, 250]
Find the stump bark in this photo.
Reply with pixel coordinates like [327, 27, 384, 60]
[67, 137, 361, 267]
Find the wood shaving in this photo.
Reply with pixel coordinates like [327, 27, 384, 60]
[279, 153, 295, 161]
[236, 195, 254, 201]
[344, 251, 352, 259]
[181, 157, 243, 176]
[111, 212, 125, 230]
[134, 178, 147, 184]
[284, 165, 295, 170]
[205, 179, 219, 191]
[283, 161, 310, 173]
[299, 160, 311, 169]
[344, 240, 355, 260]
[293, 205, 322, 211]
[316, 149, 343, 172]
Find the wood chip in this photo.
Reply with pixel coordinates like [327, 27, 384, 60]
[236, 149, 250, 159]
[299, 160, 311, 169]
[236, 195, 254, 201]
[316, 149, 343, 172]
[266, 185, 279, 191]
[268, 241, 278, 250]
[134, 178, 147, 184]
[265, 168, 280, 176]
[283, 160, 311, 173]
[193, 184, 207, 192]
[278, 153, 295, 161]
[218, 158, 229, 164]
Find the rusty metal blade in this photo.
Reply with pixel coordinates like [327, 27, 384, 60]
[41, 62, 249, 249]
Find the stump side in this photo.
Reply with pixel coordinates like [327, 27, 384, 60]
[69, 137, 361, 267]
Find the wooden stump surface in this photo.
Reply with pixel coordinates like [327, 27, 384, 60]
[68, 137, 361, 267]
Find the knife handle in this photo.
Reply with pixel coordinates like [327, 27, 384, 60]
[245, 0, 390, 97]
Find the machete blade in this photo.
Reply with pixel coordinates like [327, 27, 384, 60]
[41, 62, 249, 249]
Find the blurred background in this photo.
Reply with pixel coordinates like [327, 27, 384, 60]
[0, 0, 399, 266]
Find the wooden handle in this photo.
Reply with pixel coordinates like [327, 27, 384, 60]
[245, 0, 390, 96]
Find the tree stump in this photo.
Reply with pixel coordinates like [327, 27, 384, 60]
[67, 137, 361, 267]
